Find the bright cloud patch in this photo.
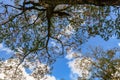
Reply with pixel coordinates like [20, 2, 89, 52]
[118, 43, 120, 47]
[66, 48, 81, 60]
[0, 73, 5, 79]
[40, 75, 56, 80]
[0, 44, 56, 80]
[0, 43, 14, 54]
[68, 58, 92, 79]
[66, 50, 92, 79]
[0, 58, 56, 80]
[66, 52, 81, 60]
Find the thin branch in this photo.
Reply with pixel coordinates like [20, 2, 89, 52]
[19, 5, 46, 11]
[0, 11, 24, 25]
[0, 6, 46, 26]
[51, 36, 64, 55]
[30, 11, 45, 25]
[4, 4, 21, 10]
[13, 51, 30, 77]
[29, 37, 46, 53]
[24, 12, 29, 24]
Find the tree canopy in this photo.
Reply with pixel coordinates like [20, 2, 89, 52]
[0, 0, 120, 79]
[0, 0, 119, 62]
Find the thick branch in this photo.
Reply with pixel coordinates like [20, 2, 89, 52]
[40, 0, 120, 6]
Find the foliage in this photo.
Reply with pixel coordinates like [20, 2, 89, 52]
[0, 0, 119, 63]
[65, 47, 120, 80]
[0, 0, 120, 79]
[0, 51, 55, 80]
[90, 47, 120, 80]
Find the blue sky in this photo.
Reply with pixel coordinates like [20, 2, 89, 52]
[0, 35, 118, 80]
[51, 36, 120, 80]
[0, 0, 120, 80]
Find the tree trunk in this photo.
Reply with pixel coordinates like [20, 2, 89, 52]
[40, 0, 120, 6]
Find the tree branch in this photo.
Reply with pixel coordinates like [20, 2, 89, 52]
[0, 11, 24, 25]
[41, 0, 120, 6]
[51, 36, 64, 56]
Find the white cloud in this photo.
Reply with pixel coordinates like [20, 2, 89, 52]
[65, 48, 81, 60]
[70, 73, 78, 80]
[21, 67, 35, 80]
[65, 24, 75, 35]
[66, 52, 81, 60]
[0, 43, 57, 80]
[118, 43, 120, 47]
[51, 41, 56, 46]
[0, 43, 14, 54]
[0, 44, 3, 48]
[0, 73, 5, 79]
[40, 75, 56, 80]
[19, 70, 56, 80]
[67, 54, 92, 80]
[22, 69, 56, 80]
[30, 15, 37, 23]
[0, 58, 56, 80]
